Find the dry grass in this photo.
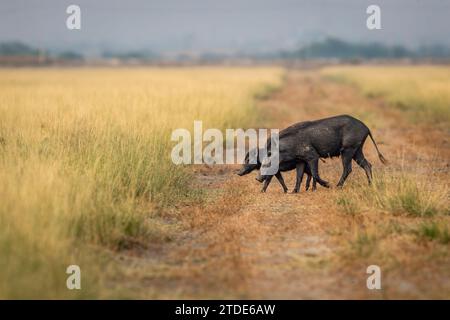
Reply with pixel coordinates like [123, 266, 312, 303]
[416, 221, 450, 245]
[276, 70, 450, 298]
[116, 70, 449, 299]
[318, 66, 450, 298]
[2, 66, 449, 299]
[0, 67, 282, 298]
[335, 173, 448, 217]
[322, 66, 450, 125]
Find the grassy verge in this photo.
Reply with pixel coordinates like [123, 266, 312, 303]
[321, 66, 450, 126]
[335, 173, 448, 217]
[333, 170, 449, 297]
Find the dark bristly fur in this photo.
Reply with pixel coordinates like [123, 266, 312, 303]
[237, 115, 387, 192]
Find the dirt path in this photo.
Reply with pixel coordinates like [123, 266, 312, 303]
[116, 70, 449, 299]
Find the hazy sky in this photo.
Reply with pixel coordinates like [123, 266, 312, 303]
[1, 0, 449, 55]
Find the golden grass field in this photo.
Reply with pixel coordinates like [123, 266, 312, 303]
[0, 65, 448, 299]
[322, 66, 450, 125]
[0, 67, 282, 298]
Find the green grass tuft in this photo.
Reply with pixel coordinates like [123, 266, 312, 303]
[416, 222, 450, 245]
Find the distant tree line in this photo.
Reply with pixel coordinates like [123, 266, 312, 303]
[279, 38, 450, 60]
[102, 50, 159, 60]
[1, 38, 450, 62]
[0, 41, 83, 60]
[0, 42, 39, 56]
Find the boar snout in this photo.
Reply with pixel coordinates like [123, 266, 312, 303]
[255, 173, 265, 183]
[237, 164, 258, 176]
[236, 167, 248, 176]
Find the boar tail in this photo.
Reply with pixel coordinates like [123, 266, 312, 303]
[368, 131, 388, 165]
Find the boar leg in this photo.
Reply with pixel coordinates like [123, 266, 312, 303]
[261, 175, 273, 193]
[307, 158, 330, 188]
[304, 163, 316, 191]
[305, 174, 311, 191]
[305, 174, 317, 191]
[292, 162, 305, 193]
[275, 172, 288, 193]
[353, 147, 373, 185]
[337, 148, 356, 187]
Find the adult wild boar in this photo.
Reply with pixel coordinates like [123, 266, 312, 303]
[262, 114, 387, 188]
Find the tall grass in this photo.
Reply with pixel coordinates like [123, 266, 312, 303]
[416, 221, 450, 244]
[0, 67, 282, 298]
[322, 66, 450, 125]
[334, 173, 448, 217]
